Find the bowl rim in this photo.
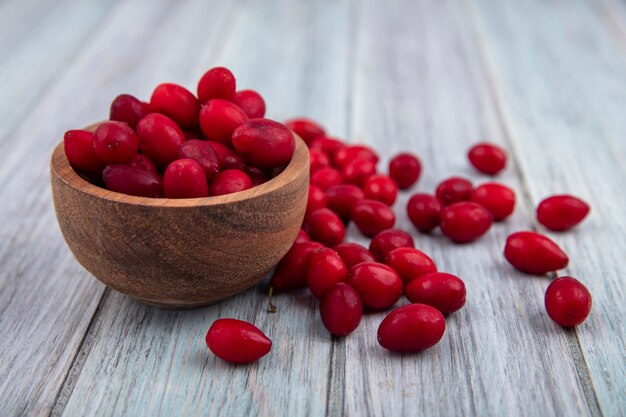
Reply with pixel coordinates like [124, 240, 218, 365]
[51, 122, 309, 208]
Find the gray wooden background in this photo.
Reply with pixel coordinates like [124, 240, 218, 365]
[0, 0, 624, 416]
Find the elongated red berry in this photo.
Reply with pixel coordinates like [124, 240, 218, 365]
[163, 159, 208, 198]
[305, 248, 348, 299]
[325, 184, 365, 222]
[284, 118, 325, 144]
[545, 277, 592, 327]
[470, 182, 516, 221]
[178, 140, 220, 179]
[435, 177, 473, 206]
[537, 195, 590, 231]
[342, 158, 376, 186]
[363, 174, 398, 206]
[405, 272, 466, 314]
[109, 94, 149, 129]
[93, 121, 138, 164]
[309, 136, 346, 158]
[346, 262, 403, 310]
[208, 169, 252, 196]
[311, 167, 343, 191]
[351, 199, 396, 237]
[333, 145, 378, 168]
[384, 247, 437, 284]
[103, 164, 163, 198]
[440, 202, 493, 243]
[150, 83, 200, 129]
[64, 130, 105, 178]
[234, 90, 266, 118]
[270, 241, 324, 291]
[504, 231, 569, 275]
[468, 142, 507, 175]
[333, 243, 376, 269]
[304, 208, 345, 246]
[197, 67, 236, 103]
[377, 304, 445, 352]
[320, 283, 363, 336]
[206, 318, 271, 364]
[232, 119, 295, 169]
[369, 229, 415, 261]
[136, 113, 185, 168]
[407, 193, 442, 233]
[199, 99, 248, 146]
[207, 141, 246, 170]
[389, 153, 421, 189]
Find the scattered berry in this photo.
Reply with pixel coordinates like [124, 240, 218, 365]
[407, 193, 442, 233]
[369, 229, 415, 261]
[545, 277, 592, 327]
[362, 174, 398, 206]
[537, 195, 590, 231]
[305, 248, 348, 299]
[304, 208, 345, 246]
[504, 231, 569, 275]
[405, 272, 466, 314]
[435, 177, 473, 206]
[320, 283, 363, 336]
[377, 304, 446, 352]
[351, 199, 396, 237]
[333, 243, 377, 269]
[440, 202, 493, 243]
[346, 262, 403, 310]
[470, 182, 516, 221]
[325, 184, 365, 222]
[206, 318, 271, 364]
[468, 143, 507, 175]
[384, 247, 437, 285]
[388, 153, 421, 189]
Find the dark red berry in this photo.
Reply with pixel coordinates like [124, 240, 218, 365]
[178, 139, 220, 179]
[306, 185, 327, 217]
[504, 231, 569, 275]
[197, 67, 236, 103]
[351, 199, 396, 237]
[63, 130, 105, 178]
[362, 174, 398, 206]
[333, 145, 378, 168]
[377, 304, 445, 352]
[136, 113, 185, 168]
[342, 159, 376, 186]
[384, 247, 437, 285]
[199, 99, 248, 146]
[537, 195, 590, 231]
[207, 141, 246, 170]
[325, 184, 365, 222]
[346, 262, 403, 310]
[270, 241, 324, 291]
[389, 153, 421, 189]
[93, 121, 138, 164]
[468, 142, 507, 175]
[333, 243, 376, 269]
[234, 90, 266, 118]
[305, 248, 348, 299]
[109, 94, 149, 129]
[405, 272, 466, 314]
[245, 166, 268, 186]
[407, 193, 442, 233]
[545, 277, 592, 327]
[129, 153, 158, 174]
[103, 163, 163, 198]
[369, 229, 415, 261]
[470, 182, 516, 221]
[320, 283, 363, 336]
[311, 167, 343, 191]
[304, 208, 345, 246]
[435, 177, 473, 206]
[232, 119, 295, 169]
[208, 169, 252, 196]
[150, 83, 200, 129]
[440, 202, 493, 243]
[163, 159, 208, 198]
[206, 318, 271, 364]
[284, 118, 325, 144]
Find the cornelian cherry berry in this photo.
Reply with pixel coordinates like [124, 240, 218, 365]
[234, 90, 266, 118]
[440, 202, 493, 243]
[333, 145, 378, 168]
[163, 159, 208, 198]
[206, 318, 271, 364]
[136, 113, 185, 168]
[389, 153, 421, 189]
[435, 177, 473, 206]
[309, 136, 346, 157]
[245, 166, 268, 186]
[304, 208, 345, 246]
[305, 248, 348, 299]
[351, 199, 396, 237]
[64, 130, 105, 178]
[207, 141, 246, 170]
[537, 195, 590, 231]
[129, 153, 158, 174]
[306, 185, 327, 217]
[109, 94, 149, 129]
[199, 99, 248, 146]
[468, 142, 507, 175]
[178, 140, 220, 179]
[320, 283, 363, 336]
[369, 229, 415, 261]
[545, 277, 592, 327]
[208, 169, 252, 196]
[405, 272, 466, 314]
[150, 83, 200, 129]
[309, 149, 331, 173]
[377, 304, 445, 352]
[384, 247, 437, 284]
[346, 262, 403, 310]
[470, 182, 516, 221]
[311, 167, 343, 191]
[325, 184, 365, 222]
[504, 231, 569, 275]
[93, 121, 138, 164]
[270, 241, 324, 291]
[362, 174, 398, 206]
[333, 243, 376, 268]
[232, 119, 295, 169]
[295, 229, 311, 243]
[407, 193, 442, 233]
[197, 67, 236, 103]
[284, 118, 325, 144]
[342, 158, 376, 186]
[103, 163, 163, 198]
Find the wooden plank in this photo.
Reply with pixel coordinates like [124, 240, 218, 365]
[58, 0, 355, 416]
[472, 0, 626, 415]
[340, 0, 594, 416]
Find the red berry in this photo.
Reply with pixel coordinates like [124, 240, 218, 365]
[93, 121, 138, 164]
[333, 145, 378, 168]
[320, 283, 363, 336]
[234, 90, 266, 118]
[333, 243, 376, 269]
[163, 159, 209, 198]
[306, 185, 327, 217]
[309, 136, 346, 158]
[150, 83, 200, 129]
[504, 231, 569, 275]
[109, 94, 149, 129]
[304, 208, 345, 246]
[389, 153, 421, 189]
[103, 163, 163, 198]
[245, 166, 268, 186]
[206, 318, 271, 364]
[362, 174, 398, 206]
[295, 229, 311, 243]
[470, 182, 516, 221]
[545, 277, 592, 327]
[325, 184, 365, 222]
[129, 153, 158, 174]
[136, 113, 185, 168]
[468, 142, 507, 175]
[346, 262, 403, 310]
[377, 304, 445, 352]
[384, 247, 437, 284]
[63, 130, 105, 178]
[440, 202, 493, 243]
[311, 167, 343, 191]
[232, 119, 295, 169]
[435, 176, 473, 206]
[369, 229, 415, 261]
[207, 141, 246, 170]
[537, 195, 590, 231]
[270, 241, 324, 291]
[197, 67, 236, 103]
[178, 139, 220, 179]
[351, 199, 396, 237]
[309, 149, 331, 173]
[342, 159, 376, 186]
[208, 169, 252, 196]
[407, 193, 442, 233]
[284, 118, 325, 144]
[199, 99, 248, 146]
[405, 272, 466, 314]
[305, 248, 348, 299]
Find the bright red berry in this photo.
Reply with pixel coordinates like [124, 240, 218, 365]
[346, 262, 403, 310]
[295, 229, 311, 243]
[150, 83, 200, 129]
[234, 90, 266, 118]
[311, 167, 343, 191]
[93, 121, 138, 164]
[305, 248, 348, 299]
[163, 159, 209, 198]
[407, 193, 442, 233]
[537, 195, 590, 231]
[309, 136, 346, 158]
[304, 208, 345, 246]
[545, 277, 592, 327]
[309, 149, 331, 173]
[178, 140, 220, 179]
[468, 142, 507, 175]
[470, 182, 516, 221]
[208, 169, 252, 196]
[440, 202, 493, 243]
[136, 113, 185, 168]
[206, 318, 271, 364]
[270, 241, 324, 291]
[435, 177, 473, 206]
[333, 145, 378, 168]
[388, 153, 421, 189]
[504, 231, 569, 275]
[384, 247, 437, 285]
[129, 153, 158, 174]
[306, 185, 327, 217]
[109, 94, 149, 129]
[342, 158, 376, 186]
[320, 283, 363, 336]
[103, 163, 163, 198]
[351, 199, 396, 237]
[207, 141, 246, 170]
[333, 243, 376, 269]
[63, 130, 105, 178]
[284, 118, 325, 144]
[369, 229, 415, 261]
[362, 174, 398, 206]
[232, 119, 295, 169]
[199, 99, 248, 146]
[377, 304, 445, 352]
[197, 67, 236, 103]
[325, 184, 365, 222]
[405, 272, 466, 314]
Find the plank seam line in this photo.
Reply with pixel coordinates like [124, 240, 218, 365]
[465, 2, 604, 417]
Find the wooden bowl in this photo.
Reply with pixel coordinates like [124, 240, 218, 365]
[50, 125, 309, 309]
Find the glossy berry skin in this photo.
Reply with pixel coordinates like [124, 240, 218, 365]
[384, 247, 437, 285]
[309, 136, 346, 158]
[178, 140, 220, 179]
[206, 319, 271, 364]
[440, 202, 493, 243]
[351, 199, 396, 237]
[306, 185, 327, 217]
[333, 243, 376, 269]
[309, 149, 331, 173]
[197, 67, 236, 103]
[342, 159, 376, 186]
[150, 83, 200, 129]
[545, 277, 592, 327]
[103, 163, 163, 198]
[136, 113, 185, 168]
[377, 304, 445, 353]
[63, 130, 105, 178]
[405, 272, 466, 314]
[311, 167, 343, 191]
[234, 90, 266, 118]
[407, 193, 442, 233]
[208, 169, 252, 196]
[346, 262, 403, 310]
[537, 195, 590, 231]
[207, 141, 246, 170]
[304, 208, 345, 246]
[199, 99, 248, 146]
[129, 153, 158, 174]
[389, 153, 421, 189]
[325, 184, 365, 222]
[363, 174, 398, 206]
[369, 229, 415, 261]
[163, 159, 208, 198]
[109, 94, 149, 129]
[435, 177, 473, 206]
[295, 229, 311, 243]
[504, 231, 569, 275]
[284, 118, 325, 144]
[470, 182, 516, 221]
[232, 119, 295, 169]
[305, 248, 348, 299]
[270, 241, 324, 291]
[333, 145, 379, 168]
[93, 121, 138, 164]
[468, 142, 507, 175]
[320, 283, 363, 336]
